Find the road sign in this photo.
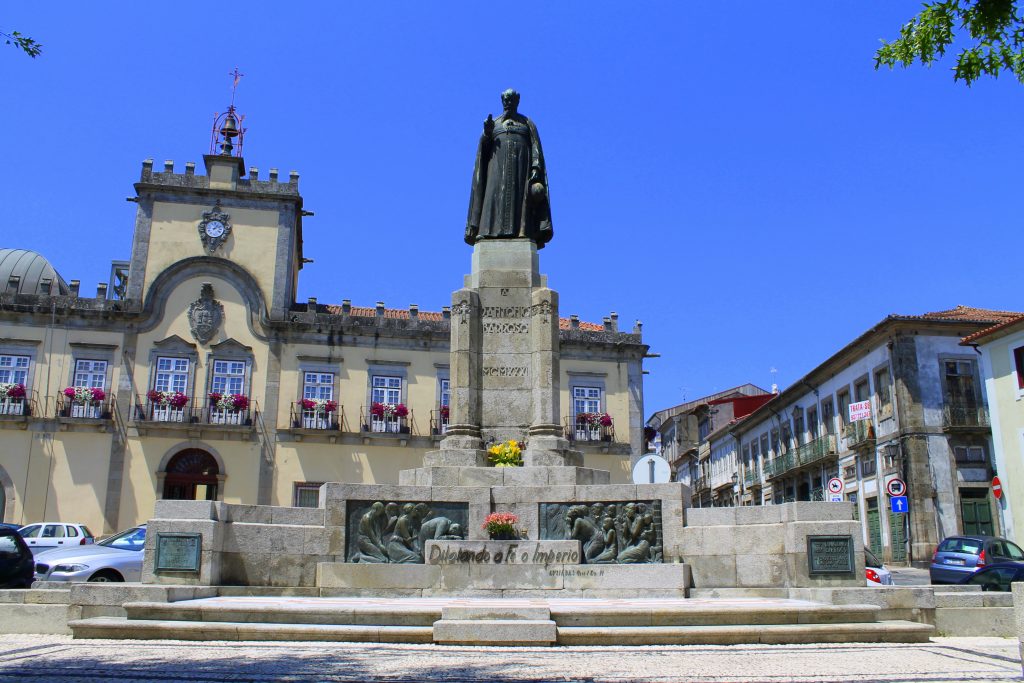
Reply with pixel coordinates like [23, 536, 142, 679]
[886, 478, 907, 497]
[849, 400, 872, 422]
[993, 476, 1003, 500]
[827, 477, 844, 494]
[828, 493, 844, 503]
[890, 496, 909, 513]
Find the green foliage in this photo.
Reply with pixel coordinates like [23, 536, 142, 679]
[875, 0, 1024, 85]
[2, 29, 42, 58]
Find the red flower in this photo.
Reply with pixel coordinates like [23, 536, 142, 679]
[301, 398, 316, 411]
[393, 403, 408, 418]
[147, 389, 163, 403]
[90, 387, 106, 402]
[6, 384, 26, 399]
[370, 402, 385, 417]
[439, 405, 450, 419]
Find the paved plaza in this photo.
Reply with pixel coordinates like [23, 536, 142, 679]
[0, 634, 1019, 682]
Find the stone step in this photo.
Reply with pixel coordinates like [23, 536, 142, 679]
[557, 620, 935, 646]
[549, 602, 881, 627]
[69, 617, 433, 643]
[70, 616, 933, 645]
[123, 600, 442, 626]
[433, 618, 557, 646]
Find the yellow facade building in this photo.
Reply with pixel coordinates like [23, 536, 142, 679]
[0, 152, 647, 535]
[964, 315, 1024, 542]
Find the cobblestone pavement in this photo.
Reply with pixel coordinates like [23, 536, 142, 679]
[0, 635, 1019, 682]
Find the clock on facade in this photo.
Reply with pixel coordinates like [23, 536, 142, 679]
[198, 203, 232, 254]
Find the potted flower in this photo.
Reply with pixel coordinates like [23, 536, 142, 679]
[147, 389, 189, 422]
[434, 404, 450, 435]
[369, 401, 407, 433]
[482, 512, 520, 541]
[63, 386, 106, 418]
[487, 440, 523, 467]
[0, 382, 26, 416]
[210, 392, 248, 425]
[300, 397, 337, 429]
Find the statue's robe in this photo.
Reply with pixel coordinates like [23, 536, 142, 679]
[466, 113, 553, 248]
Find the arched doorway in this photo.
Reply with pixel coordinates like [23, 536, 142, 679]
[162, 449, 220, 501]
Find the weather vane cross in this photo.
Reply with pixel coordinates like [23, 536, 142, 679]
[229, 67, 244, 107]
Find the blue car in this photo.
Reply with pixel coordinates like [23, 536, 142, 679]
[958, 562, 1024, 591]
[930, 535, 1024, 584]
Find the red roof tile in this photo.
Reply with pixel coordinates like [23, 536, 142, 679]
[908, 305, 1022, 324]
[961, 313, 1024, 345]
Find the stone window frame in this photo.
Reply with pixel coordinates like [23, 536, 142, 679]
[836, 386, 852, 427]
[296, 357, 342, 406]
[873, 362, 894, 420]
[939, 354, 983, 405]
[146, 336, 200, 403]
[204, 339, 255, 407]
[0, 339, 40, 396]
[859, 452, 878, 478]
[853, 374, 871, 404]
[792, 407, 805, 446]
[567, 371, 607, 422]
[806, 404, 819, 440]
[293, 481, 324, 508]
[67, 343, 118, 394]
[1010, 344, 1024, 399]
[434, 364, 450, 410]
[820, 395, 836, 435]
[365, 360, 410, 409]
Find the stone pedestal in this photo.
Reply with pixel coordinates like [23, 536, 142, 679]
[427, 239, 578, 467]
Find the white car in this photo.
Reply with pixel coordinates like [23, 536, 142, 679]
[33, 525, 145, 583]
[18, 523, 95, 556]
[866, 548, 894, 586]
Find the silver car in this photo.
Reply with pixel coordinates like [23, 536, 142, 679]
[33, 525, 145, 583]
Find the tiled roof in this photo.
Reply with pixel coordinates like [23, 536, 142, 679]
[906, 305, 1022, 324]
[321, 304, 605, 331]
[961, 313, 1024, 345]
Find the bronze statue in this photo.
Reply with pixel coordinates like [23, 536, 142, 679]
[466, 89, 553, 249]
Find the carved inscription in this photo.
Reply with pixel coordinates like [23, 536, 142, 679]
[482, 306, 531, 318]
[483, 366, 529, 377]
[483, 322, 529, 334]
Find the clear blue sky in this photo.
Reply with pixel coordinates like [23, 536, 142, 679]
[2, 3, 1020, 417]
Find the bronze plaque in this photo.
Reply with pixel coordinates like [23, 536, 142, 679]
[155, 532, 202, 573]
[807, 535, 855, 575]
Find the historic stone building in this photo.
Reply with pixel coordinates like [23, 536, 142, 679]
[648, 306, 1020, 566]
[0, 147, 647, 535]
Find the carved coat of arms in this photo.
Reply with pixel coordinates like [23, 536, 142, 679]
[187, 283, 224, 344]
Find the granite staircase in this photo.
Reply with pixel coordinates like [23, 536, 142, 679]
[70, 596, 933, 645]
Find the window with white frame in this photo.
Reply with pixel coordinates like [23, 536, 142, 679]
[74, 360, 107, 390]
[210, 360, 246, 396]
[438, 378, 450, 432]
[303, 372, 334, 401]
[154, 357, 189, 394]
[293, 482, 324, 508]
[370, 375, 403, 431]
[573, 386, 602, 439]
[0, 354, 29, 386]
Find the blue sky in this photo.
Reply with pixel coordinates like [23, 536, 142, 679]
[2, 3, 1020, 416]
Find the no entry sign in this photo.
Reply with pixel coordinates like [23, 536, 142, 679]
[993, 476, 1003, 500]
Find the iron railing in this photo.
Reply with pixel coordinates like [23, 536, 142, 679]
[288, 402, 346, 431]
[563, 417, 615, 443]
[134, 397, 258, 427]
[943, 399, 990, 429]
[56, 396, 115, 420]
[693, 476, 710, 493]
[359, 406, 413, 434]
[430, 409, 450, 436]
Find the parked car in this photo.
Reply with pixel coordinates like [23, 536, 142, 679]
[33, 525, 145, 583]
[0, 527, 34, 588]
[18, 523, 95, 556]
[958, 562, 1024, 591]
[929, 535, 1024, 584]
[865, 548, 894, 586]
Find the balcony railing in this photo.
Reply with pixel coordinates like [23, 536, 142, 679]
[843, 421, 875, 450]
[744, 467, 761, 487]
[135, 398, 257, 427]
[56, 396, 114, 420]
[0, 397, 30, 417]
[359, 406, 412, 434]
[943, 400, 990, 429]
[563, 417, 615, 443]
[693, 476, 710, 493]
[795, 434, 837, 467]
[430, 409, 450, 436]
[288, 402, 346, 431]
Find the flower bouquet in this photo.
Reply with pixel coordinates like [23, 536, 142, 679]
[300, 398, 338, 429]
[146, 389, 188, 421]
[0, 382, 26, 415]
[64, 386, 106, 418]
[487, 440, 523, 467]
[482, 512, 519, 540]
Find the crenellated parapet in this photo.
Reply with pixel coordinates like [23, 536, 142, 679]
[136, 158, 302, 198]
